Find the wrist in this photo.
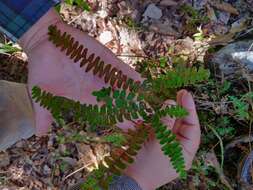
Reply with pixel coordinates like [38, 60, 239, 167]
[19, 8, 62, 54]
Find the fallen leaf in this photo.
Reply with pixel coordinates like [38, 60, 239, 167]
[209, 17, 248, 46]
[208, 0, 239, 15]
[206, 4, 217, 22]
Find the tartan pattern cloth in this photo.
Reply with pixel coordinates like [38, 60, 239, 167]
[109, 176, 143, 190]
[69, 175, 143, 190]
[0, 0, 60, 42]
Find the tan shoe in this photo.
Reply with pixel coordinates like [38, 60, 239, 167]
[0, 80, 35, 150]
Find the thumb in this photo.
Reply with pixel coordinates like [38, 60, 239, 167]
[33, 101, 53, 136]
[175, 90, 200, 157]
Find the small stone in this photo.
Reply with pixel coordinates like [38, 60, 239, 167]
[0, 151, 10, 167]
[98, 10, 108, 18]
[149, 20, 180, 37]
[159, 0, 177, 6]
[61, 157, 77, 167]
[76, 144, 92, 155]
[143, 4, 163, 21]
[43, 164, 51, 176]
[218, 11, 230, 25]
[59, 144, 67, 155]
[99, 31, 113, 44]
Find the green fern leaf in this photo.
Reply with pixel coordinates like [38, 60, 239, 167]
[152, 117, 186, 178]
[152, 66, 210, 92]
[159, 105, 188, 118]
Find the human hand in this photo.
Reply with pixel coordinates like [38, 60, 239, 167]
[124, 90, 201, 190]
[19, 9, 142, 135]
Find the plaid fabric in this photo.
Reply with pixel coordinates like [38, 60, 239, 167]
[68, 175, 143, 190]
[0, 0, 60, 42]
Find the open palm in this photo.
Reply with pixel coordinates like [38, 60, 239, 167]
[25, 22, 142, 134]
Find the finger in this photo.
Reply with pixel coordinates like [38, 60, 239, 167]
[117, 120, 137, 131]
[176, 90, 201, 157]
[176, 123, 200, 157]
[34, 102, 53, 136]
[177, 90, 199, 126]
[161, 100, 176, 130]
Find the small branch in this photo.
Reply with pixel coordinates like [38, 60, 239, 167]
[207, 124, 224, 170]
[63, 162, 93, 181]
[116, 54, 149, 58]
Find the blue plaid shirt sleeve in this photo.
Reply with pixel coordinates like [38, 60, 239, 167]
[0, 0, 60, 42]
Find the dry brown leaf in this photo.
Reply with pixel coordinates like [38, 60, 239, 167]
[206, 4, 217, 22]
[209, 17, 248, 46]
[209, 33, 234, 46]
[208, 0, 239, 15]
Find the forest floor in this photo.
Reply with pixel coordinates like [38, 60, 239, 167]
[1, 0, 253, 189]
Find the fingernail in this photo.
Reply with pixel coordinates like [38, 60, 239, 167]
[182, 91, 195, 108]
[162, 100, 176, 109]
[177, 89, 186, 105]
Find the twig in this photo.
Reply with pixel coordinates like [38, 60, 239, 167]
[63, 162, 93, 181]
[248, 42, 253, 52]
[207, 124, 224, 170]
[68, 12, 84, 25]
[116, 54, 149, 58]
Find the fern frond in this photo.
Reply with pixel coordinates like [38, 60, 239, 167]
[32, 86, 149, 127]
[159, 105, 188, 118]
[152, 66, 210, 91]
[102, 133, 126, 147]
[152, 116, 186, 178]
[48, 25, 141, 92]
[93, 87, 149, 121]
[81, 125, 150, 190]
[33, 86, 188, 179]
[32, 86, 112, 127]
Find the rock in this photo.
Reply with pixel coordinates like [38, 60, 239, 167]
[97, 10, 108, 19]
[246, 0, 253, 11]
[99, 31, 113, 44]
[61, 157, 77, 167]
[59, 144, 67, 155]
[217, 11, 230, 25]
[0, 151, 10, 167]
[143, 4, 163, 21]
[149, 20, 180, 37]
[43, 164, 51, 176]
[212, 40, 253, 79]
[193, 0, 208, 10]
[159, 0, 178, 6]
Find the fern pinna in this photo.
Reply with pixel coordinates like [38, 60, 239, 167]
[31, 24, 210, 189]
